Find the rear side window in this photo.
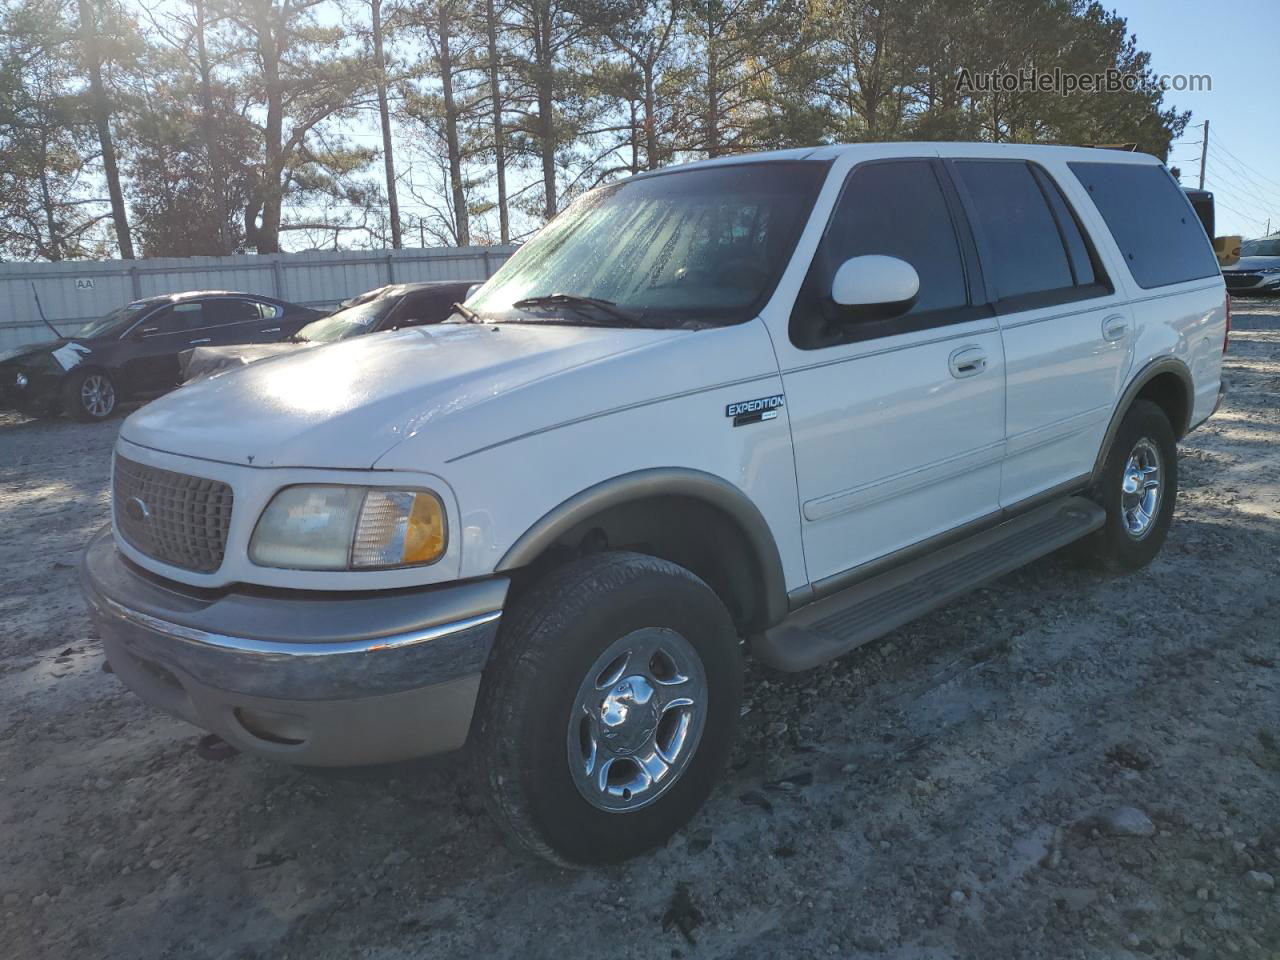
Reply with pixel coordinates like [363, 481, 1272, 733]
[1068, 161, 1220, 289]
[953, 161, 1074, 300]
[1030, 166, 1099, 288]
[205, 299, 262, 326]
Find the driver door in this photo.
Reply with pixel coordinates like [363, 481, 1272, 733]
[777, 158, 1007, 586]
[117, 302, 207, 394]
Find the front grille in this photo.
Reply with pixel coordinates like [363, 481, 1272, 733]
[1224, 272, 1261, 289]
[113, 455, 233, 573]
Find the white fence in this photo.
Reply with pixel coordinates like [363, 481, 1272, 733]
[0, 245, 517, 350]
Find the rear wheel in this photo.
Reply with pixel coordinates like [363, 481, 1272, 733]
[473, 552, 743, 866]
[1079, 400, 1178, 572]
[61, 370, 117, 421]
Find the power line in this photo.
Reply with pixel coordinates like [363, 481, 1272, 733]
[1207, 145, 1280, 209]
[1212, 135, 1280, 194]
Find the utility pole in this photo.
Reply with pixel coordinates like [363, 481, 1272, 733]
[1198, 119, 1209, 190]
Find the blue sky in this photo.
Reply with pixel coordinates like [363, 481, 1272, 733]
[1113, 0, 1280, 239]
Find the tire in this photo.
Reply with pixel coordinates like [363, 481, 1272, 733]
[61, 369, 117, 421]
[1079, 399, 1178, 572]
[473, 551, 743, 866]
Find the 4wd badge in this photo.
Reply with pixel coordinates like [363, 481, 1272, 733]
[726, 394, 784, 427]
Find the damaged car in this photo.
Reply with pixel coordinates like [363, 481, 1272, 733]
[0, 291, 322, 421]
[180, 280, 479, 382]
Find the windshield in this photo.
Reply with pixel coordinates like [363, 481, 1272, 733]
[467, 160, 830, 326]
[78, 302, 154, 339]
[296, 297, 398, 342]
[1241, 238, 1280, 257]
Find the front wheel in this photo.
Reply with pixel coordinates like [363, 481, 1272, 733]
[1079, 399, 1178, 572]
[473, 552, 743, 866]
[61, 369, 117, 421]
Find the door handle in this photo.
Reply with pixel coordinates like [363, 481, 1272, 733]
[1102, 315, 1128, 342]
[948, 346, 988, 379]
[260, 327, 281, 334]
[188, 338, 212, 345]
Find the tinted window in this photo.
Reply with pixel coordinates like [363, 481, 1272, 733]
[397, 290, 462, 326]
[258, 302, 284, 320]
[824, 161, 968, 315]
[954, 161, 1073, 300]
[1068, 161, 1220, 289]
[1031, 166, 1099, 287]
[146, 302, 205, 335]
[205, 299, 262, 325]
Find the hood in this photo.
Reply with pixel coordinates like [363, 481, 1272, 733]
[180, 342, 309, 383]
[1223, 256, 1280, 272]
[0, 337, 100, 374]
[121, 322, 684, 469]
[0, 338, 65, 363]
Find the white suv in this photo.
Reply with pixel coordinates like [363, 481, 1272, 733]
[80, 142, 1228, 866]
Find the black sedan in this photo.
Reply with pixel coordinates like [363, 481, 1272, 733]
[0, 291, 323, 421]
[180, 280, 479, 382]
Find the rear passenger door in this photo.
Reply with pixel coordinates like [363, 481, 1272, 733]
[780, 158, 1007, 586]
[947, 158, 1132, 507]
[198, 298, 273, 346]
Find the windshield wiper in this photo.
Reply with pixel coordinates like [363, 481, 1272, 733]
[451, 301, 489, 324]
[510, 293, 651, 328]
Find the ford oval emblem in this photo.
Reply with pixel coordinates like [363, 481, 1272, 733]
[125, 496, 151, 524]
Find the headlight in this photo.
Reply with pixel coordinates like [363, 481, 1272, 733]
[14, 372, 28, 388]
[249, 485, 446, 570]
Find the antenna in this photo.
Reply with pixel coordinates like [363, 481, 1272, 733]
[30, 284, 64, 339]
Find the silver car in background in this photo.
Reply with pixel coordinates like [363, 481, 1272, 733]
[1222, 236, 1280, 295]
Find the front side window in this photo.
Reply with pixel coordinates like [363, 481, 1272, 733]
[145, 302, 205, 335]
[467, 161, 830, 327]
[790, 159, 971, 348]
[1068, 161, 1220, 289]
[394, 291, 455, 327]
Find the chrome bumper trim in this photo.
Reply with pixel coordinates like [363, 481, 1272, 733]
[95, 591, 501, 658]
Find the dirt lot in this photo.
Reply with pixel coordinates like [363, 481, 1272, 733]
[1, 302, 1278, 960]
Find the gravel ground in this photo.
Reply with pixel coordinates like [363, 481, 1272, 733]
[1, 301, 1278, 960]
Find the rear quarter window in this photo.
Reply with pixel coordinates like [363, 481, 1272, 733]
[1068, 162, 1220, 289]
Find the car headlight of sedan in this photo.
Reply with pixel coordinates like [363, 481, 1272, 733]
[250, 485, 447, 570]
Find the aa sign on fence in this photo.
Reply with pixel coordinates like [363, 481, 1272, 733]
[75, 278, 95, 290]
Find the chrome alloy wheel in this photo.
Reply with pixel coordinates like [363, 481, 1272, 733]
[80, 374, 115, 418]
[566, 627, 707, 813]
[1120, 438, 1162, 539]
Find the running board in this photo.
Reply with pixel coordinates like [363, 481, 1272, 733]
[752, 496, 1105, 672]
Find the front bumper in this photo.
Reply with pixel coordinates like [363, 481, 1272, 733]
[1223, 273, 1280, 294]
[80, 528, 507, 765]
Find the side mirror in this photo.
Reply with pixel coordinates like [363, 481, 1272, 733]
[464, 283, 483, 300]
[830, 255, 920, 321]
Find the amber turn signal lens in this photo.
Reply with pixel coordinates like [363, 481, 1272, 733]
[403, 492, 446, 565]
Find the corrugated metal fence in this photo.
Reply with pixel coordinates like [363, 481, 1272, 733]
[0, 245, 517, 350]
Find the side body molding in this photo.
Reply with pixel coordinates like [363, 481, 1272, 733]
[1090, 356, 1194, 483]
[496, 467, 791, 627]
